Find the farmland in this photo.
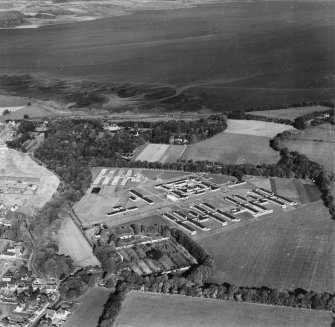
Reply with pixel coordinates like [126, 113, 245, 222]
[134, 120, 293, 165]
[114, 291, 333, 327]
[0, 147, 60, 210]
[250, 106, 331, 120]
[0, 1, 334, 111]
[58, 217, 100, 267]
[135, 143, 187, 163]
[62, 287, 111, 327]
[199, 201, 335, 293]
[282, 123, 335, 172]
[181, 120, 293, 165]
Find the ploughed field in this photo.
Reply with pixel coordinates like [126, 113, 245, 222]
[113, 291, 333, 327]
[0, 1, 334, 110]
[282, 123, 335, 172]
[199, 201, 335, 294]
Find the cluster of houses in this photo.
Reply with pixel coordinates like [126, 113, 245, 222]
[106, 205, 138, 217]
[42, 302, 75, 327]
[0, 244, 24, 260]
[1, 277, 59, 296]
[0, 277, 60, 327]
[155, 177, 220, 202]
[129, 189, 154, 205]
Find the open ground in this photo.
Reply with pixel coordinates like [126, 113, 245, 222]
[114, 291, 333, 327]
[62, 287, 111, 327]
[135, 144, 187, 163]
[0, 1, 334, 111]
[198, 201, 335, 293]
[58, 217, 100, 268]
[250, 106, 331, 120]
[282, 123, 335, 172]
[181, 120, 293, 165]
[0, 147, 59, 210]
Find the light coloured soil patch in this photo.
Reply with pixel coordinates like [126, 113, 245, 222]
[135, 143, 170, 162]
[0, 148, 59, 209]
[224, 119, 293, 137]
[199, 201, 335, 293]
[58, 217, 100, 267]
[62, 287, 111, 327]
[182, 133, 280, 165]
[251, 106, 330, 120]
[114, 291, 333, 327]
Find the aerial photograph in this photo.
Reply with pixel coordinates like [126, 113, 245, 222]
[0, 0, 334, 326]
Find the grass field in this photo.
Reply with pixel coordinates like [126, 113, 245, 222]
[282, 123, 335, 172]
[224, 120, 292, 137]
[199, 201, 335, 293]
[74, 194, 120, 226]
[58, 217, 100, 267]
[181, 120, 292, 165]
[62, 287, 111, 327]
[114, 291, 333, 327]
[182, 133, 280, 165]
[251, 106, 331, 120]
[0, 148, 59, 209]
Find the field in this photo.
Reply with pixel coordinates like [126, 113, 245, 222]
[135, 143, 187, 163]
[62, 287, 111, 327]
[224, 120, 292, 137]
[248, 177, 321, 204]
[58, 217, 100, 267]
[250, 106, 331, 120]
[182, 120, 292, 165]
[0, 147, 60, 210]
[114, 291, 333, 327]
[282, 123, 335, 172]
[0, 1, 334, 111]
[199, 201, 335, 293]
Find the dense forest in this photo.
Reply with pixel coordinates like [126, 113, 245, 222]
[118, 114, 227, 144]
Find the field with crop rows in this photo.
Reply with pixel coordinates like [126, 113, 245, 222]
[199, 201, 335, 293]
[114, 291, 333, 327]
[135, 143, 186, 163]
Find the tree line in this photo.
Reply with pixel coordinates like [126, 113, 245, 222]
[98, 271, 335, 327]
